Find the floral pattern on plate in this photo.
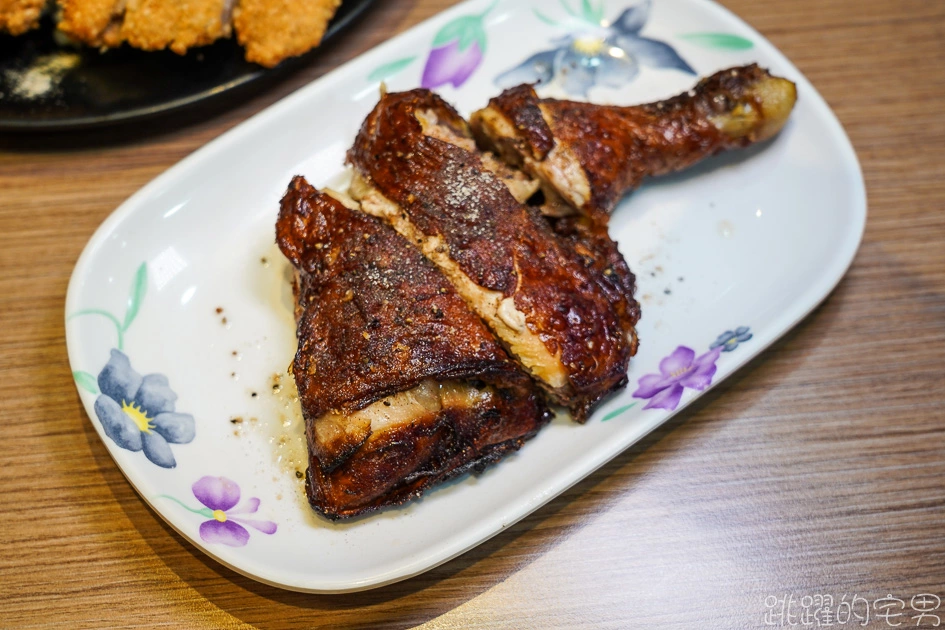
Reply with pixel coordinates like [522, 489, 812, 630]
[630, 327, 753, 412]
[368, 2, 496, 87]
[69, 262, 195, 468]
[159, 476, 277, 547]
[498, 0, 694, 96]
[94, 349, 195, 468]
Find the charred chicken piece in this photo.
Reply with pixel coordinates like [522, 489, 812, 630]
[546, 213, 640, 357]
[347, 89, 639, 421]
[471, 64, 798, 225]
[276, 176, 550, 520]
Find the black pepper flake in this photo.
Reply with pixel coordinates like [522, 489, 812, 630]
[664, 288, 672, 295]
[251, 392, 258, 398]
[215, 307, 223, 314]
[383, 400, 391, 407]
[295, 470, 304, 479]
[230, 417, 243, 424]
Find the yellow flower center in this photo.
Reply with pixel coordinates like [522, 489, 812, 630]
[670, 367, 692, 378]
[122, 401, 154, 434]
[213, 510, 227, 523]
[573, 36, 605, 56]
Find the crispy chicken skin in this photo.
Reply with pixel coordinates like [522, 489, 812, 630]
[547, 213, 640, 357]
[0, 0, 45, 35]
[277, 177, 549, 520]
[347, 89, 639, 420]
[234, 0, 340, 68]
[471, 64, 798, 224]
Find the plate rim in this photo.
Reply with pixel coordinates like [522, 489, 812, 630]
[64, 0, 867, 593]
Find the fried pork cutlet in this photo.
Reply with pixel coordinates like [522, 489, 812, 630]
[121, 0, 233, 54]
[1, 0, 46, 35]
[234, 0, 340, 68]
[348, 89, 639, 421]
[57, 0, 124, 48]
[276, 176, 550, 520]
[471, 64, 798, 225]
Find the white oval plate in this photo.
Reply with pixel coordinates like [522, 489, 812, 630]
[66, 0, 865, 593]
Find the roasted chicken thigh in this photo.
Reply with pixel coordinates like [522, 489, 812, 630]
[276, 176, 550, 520]
[347, 89, 640, 421]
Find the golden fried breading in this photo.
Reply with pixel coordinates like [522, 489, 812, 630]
[121, 0, 231, 55]
[233, 0, 340, 68]
[56, 0, 124, 47]
[0, 0, 46, 35]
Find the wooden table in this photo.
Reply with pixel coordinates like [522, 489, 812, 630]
[2, 0, 943, 627]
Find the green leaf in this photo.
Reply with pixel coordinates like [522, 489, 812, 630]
[581, 0, 595, 22]
[122, 262, 147, 332]
[678, 32, 754, 50]
[432, 16, 488, 53]
[156, 495, 214, 518]
[432, 17, 467, 48]
[576, 0, 604, 24]
[534, 9, 560, 26]
[559, 0, 579, 18]
[73, 371, 99, 395]
[67, 308, 124, 351]
[368, 56, 417, 82]
[601, 402, 638, 422]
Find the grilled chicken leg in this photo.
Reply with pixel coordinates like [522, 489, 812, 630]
[347, 89, 639, 421]
[471, 64, 798, 225]
[277, 176, 550, 520]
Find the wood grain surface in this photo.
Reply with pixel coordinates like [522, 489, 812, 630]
[1, 0, 944, 627]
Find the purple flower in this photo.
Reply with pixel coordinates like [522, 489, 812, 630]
[422, 39, 484, 89]
[632, 345, 722, 411]
[94, 349, 195, 468]
[191, 476, 277, 547]
[421, 2, 495, 89]
[710, 326, 753, 352]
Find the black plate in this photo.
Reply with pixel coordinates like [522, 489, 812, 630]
[0, 0, 375, 131]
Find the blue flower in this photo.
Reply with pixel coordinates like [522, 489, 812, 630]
[497, 0, 694, 97]
[94, 349, 195, 468]
[710, 326, 753, 353]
